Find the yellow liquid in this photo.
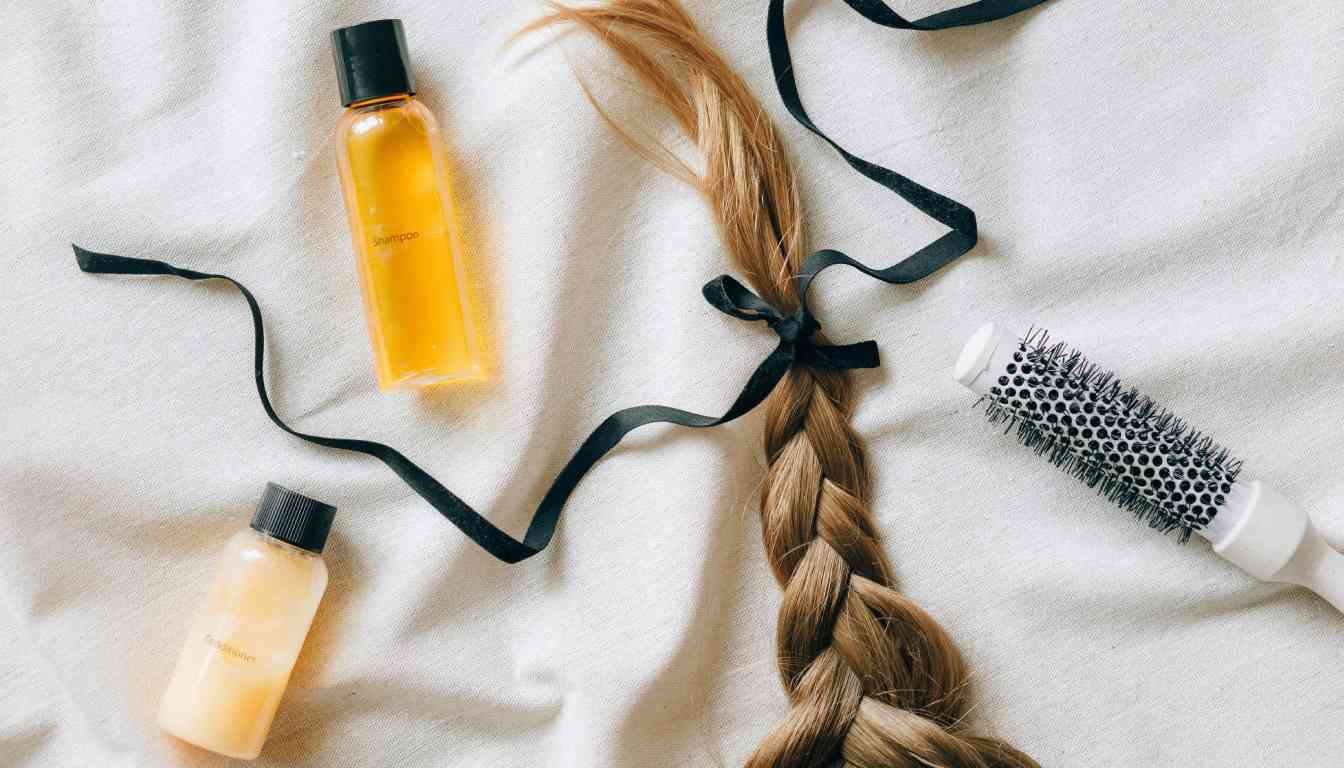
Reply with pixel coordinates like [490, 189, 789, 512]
[336, 95, 481, 390]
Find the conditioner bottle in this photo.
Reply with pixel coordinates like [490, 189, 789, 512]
[158, 484, 335, 759]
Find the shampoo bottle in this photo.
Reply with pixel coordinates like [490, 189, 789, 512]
[158, 484, 335, 759]
[331, 19, 482, 390]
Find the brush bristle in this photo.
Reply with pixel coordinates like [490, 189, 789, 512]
[981, 328, 1243, 543]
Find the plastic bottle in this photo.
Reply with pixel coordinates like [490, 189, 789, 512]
[158, 483, 335, 759]
[332, 19, 482, 390]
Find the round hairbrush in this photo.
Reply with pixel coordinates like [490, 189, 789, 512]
[954, 322, 1344, 613]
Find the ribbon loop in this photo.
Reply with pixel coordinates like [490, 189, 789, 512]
[701, 274, 782, 323]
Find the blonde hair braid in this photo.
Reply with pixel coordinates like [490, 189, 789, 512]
[523, 3, 1039, 766]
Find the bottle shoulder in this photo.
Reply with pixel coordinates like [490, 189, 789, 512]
[225, 528, 325, 571]
[401, 97, 438, 128]
[310, 555, 329, 592]
[336, 97, 438, 143]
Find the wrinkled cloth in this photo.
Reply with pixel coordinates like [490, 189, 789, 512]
[2, 1, 1342, 766]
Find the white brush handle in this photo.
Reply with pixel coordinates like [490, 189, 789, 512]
[954, 321, 1344, 614]
[1212, 481, 1344, 614]
[1277, 530, 1344, 615]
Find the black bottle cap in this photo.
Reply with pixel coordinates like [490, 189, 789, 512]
[331, 19, 416, 107]
[250, 483, 337, 554]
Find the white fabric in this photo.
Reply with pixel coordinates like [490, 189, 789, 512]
[3, 0, 1343, 765]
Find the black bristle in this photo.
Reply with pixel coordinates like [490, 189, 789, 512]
[979, 327, 1243, 543]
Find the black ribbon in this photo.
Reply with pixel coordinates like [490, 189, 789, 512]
[73, 243, 949, 563]
[767, 0, 1048, 270]
[72, 0, 1047, 564]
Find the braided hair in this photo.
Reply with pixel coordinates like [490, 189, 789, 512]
[524, 2, 1039, 765]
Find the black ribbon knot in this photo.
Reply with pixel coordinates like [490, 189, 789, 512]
[73, 0, 1048, 563]
[769, 313, 815, 344]
[702, 273, 878, 371]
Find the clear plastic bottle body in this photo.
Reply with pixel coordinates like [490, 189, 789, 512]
[335, 94, 481, 390]
[158, 528, 328, 759]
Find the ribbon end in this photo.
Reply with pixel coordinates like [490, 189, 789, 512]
[857, 340, 880, 369]
[72, 244, 98, 272]
[72, 246, 178, 278]
[806, 339, 881, 370]
[701, 276, 728, 304]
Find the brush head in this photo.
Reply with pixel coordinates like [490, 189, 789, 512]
[963, 325, 1243, 542]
